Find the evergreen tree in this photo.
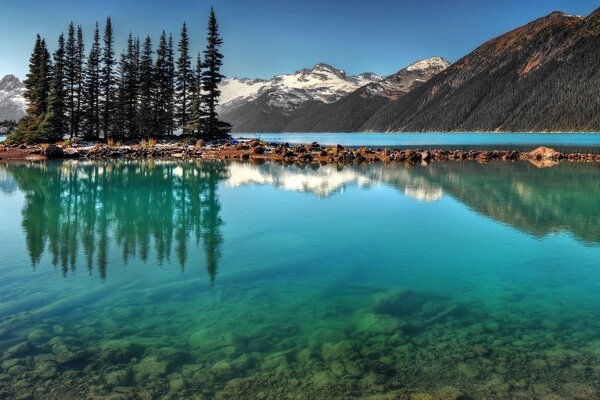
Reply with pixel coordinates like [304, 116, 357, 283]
[201, 8, 230, 138]
[101, 16, 115, 138]
[23, 35, 52, 116]
[154, 31, 170, 136]
[84, 22, 101, 140]
[41, 33, 67, 142]
[139, 35, 155, 137]
[75, 25, 85, 138]
[176, 22, 193, 134]
[116, 33, 140, 138]
[65, 22, 77, 138]
[187, 52, 204, 135]
[115, 50, 127, 139]
[167, 34, 175, 136]
[11, 35, 52, 142]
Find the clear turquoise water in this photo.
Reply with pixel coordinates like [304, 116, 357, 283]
[1, 159, 600, 399]
[249, 132, 600, 153]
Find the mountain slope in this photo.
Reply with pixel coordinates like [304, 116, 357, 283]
[362, 10, 600, 132]
[0, 75, 26, 121]
[222, 58, 448, 133]
[284, 57, 449, 132]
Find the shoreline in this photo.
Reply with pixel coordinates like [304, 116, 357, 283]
[1, 140, 598, 166]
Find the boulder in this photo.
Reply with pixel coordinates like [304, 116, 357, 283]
[45, 144, 64, 158]
[529, 146, 561, 160]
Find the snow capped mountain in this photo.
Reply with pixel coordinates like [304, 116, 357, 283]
[220, 57, 450, 133]
[0, 75, 26, 121]
[218, 64, 382, 114]
[362, 57, 450, 99]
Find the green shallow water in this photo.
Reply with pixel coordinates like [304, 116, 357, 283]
[1, 159, 600, 399]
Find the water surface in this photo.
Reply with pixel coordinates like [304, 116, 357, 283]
[249, 132, 600, 153]
[1, 159, 600, 399]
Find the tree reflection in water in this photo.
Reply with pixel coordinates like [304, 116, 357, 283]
[2, 160, 228, 283]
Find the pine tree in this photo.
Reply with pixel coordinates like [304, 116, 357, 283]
[41, 33, 67, 142]
[101, 16, 115, 138]
[65, 22, 77, 138]
[176, 22, 193, 134]
[188, 52, 204, 135]
[154, 31, 169, 136]
[84, 22, 101, 140]
[117, 32, 140, 138]
[115, 50, 127, 139]
[139, 35, 155, 137]
[75, 25, 85, 138]
[167, 34, 175, 136]
[11, 35, 52, 142]
[23, 35, 52, 116]
[201, 8, 230, 138]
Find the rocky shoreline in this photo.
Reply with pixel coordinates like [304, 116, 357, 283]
[0, 139, 597, 166]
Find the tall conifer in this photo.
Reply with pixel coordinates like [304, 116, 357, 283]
[84, 22, 101, 140]
[176, 22, 193, 134]
[101, 16, 115, 138]
[201, 8, 230, 137]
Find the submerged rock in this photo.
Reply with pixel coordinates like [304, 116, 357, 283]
[210, 360, 233, 380]
[134, 356, 168, 379]
[96, 340, 145, 364]
[355, 313, 401, 335]
[188, 328, 235, 354]
[3, 342, 32, 359]
[321, 340, 355, 362]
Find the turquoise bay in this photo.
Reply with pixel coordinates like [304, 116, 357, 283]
[1, 159, 600, 399]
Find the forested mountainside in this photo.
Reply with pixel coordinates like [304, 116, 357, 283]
[362, 9, 600, 132]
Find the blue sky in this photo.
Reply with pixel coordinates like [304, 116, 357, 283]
[1, 0, 598, 80]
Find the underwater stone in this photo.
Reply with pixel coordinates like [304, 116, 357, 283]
[321, 340, 355, 362]
[97, 340, 145, 364]
[27, 329, 48, 343]
[105, 369, 132, 387]
[311, 370, 337, 388]
[356, 313, 401, 335]
[168, 372, 186, 392]
[4, 342, 33, 358]
[150, 347, 189, 368]
[134, 356, 168, 379]
[1, 358, 22, 370]
[308, 328, 346, 346]
[373, 289, 428, 317]
[296, 348, 315, 365]
[231, 353, 252, 371]
[210, 360, 233, 380]
[188, 328, 235, 353]
[51, 343, 86, 365]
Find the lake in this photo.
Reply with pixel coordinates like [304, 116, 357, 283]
[247, 132, 600, 153]
[1, 159, 600, 399]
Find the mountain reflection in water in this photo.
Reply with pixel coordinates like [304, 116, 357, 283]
[2, 159, 599, 283]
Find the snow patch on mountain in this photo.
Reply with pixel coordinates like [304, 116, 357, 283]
[363, 57, 450, 98]
[218, 64, 382, 114]
[0, 75, 26, 121]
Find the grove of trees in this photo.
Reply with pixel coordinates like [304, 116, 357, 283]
[10, 8, 230, 143]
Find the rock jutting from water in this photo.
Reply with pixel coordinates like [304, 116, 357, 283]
[1, 139, 599, 166]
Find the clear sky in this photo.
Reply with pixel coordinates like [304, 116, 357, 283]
[1, 0, 598, 80]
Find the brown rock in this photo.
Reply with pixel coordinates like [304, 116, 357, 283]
[529, 146, 561, 160]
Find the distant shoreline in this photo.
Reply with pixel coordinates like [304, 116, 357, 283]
[1, 140, 599, 166]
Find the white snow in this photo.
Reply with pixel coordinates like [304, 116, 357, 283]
[217, 64, 382, 113]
